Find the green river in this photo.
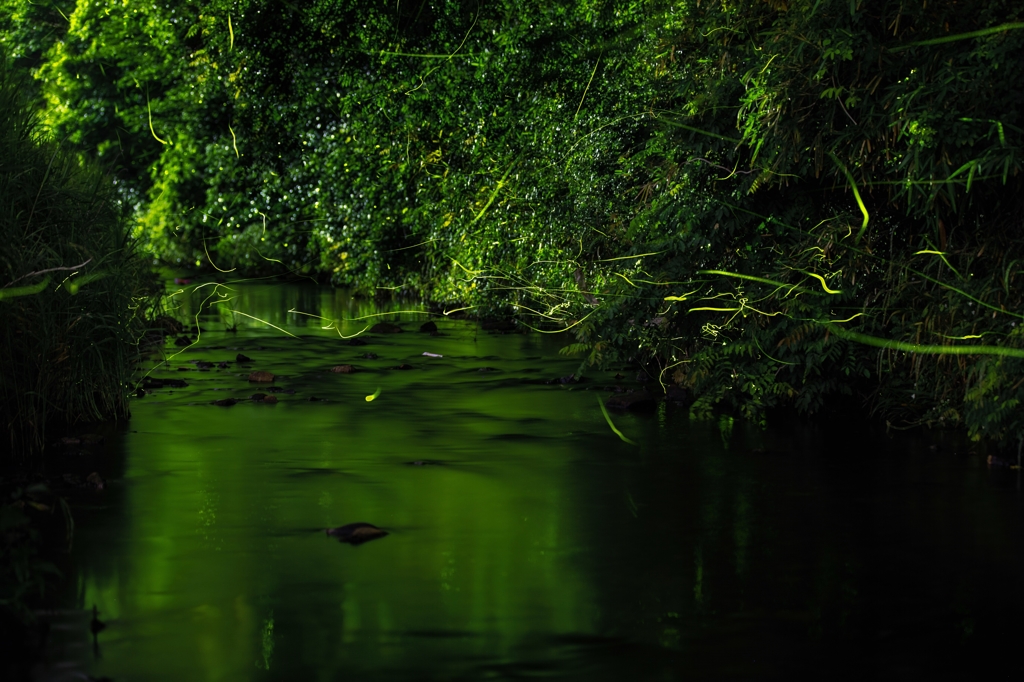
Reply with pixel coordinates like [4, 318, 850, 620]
[35, 281, 1024, 680]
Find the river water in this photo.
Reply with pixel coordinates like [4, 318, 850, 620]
[38, 281, 1024, 680]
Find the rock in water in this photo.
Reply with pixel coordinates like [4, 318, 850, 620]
[248, 370, 275, 383]
[144, 378, 189, 389]
[419, 321, 438, 333]
[326, 522, 388, 545]
[666, 384, 691, 406]
[370, 322, 402, 333]
[330, 364, 356, 373]
[605, 390, 657, 411]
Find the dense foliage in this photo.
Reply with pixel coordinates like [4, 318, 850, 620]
[0, 52, 153, 460]
[4, 0, 1023, 449]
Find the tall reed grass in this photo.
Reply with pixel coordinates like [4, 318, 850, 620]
[0, 53, 157, 464]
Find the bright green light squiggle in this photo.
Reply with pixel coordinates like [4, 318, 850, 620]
[598, 397, 636, 445]
[828, 325, 1024, 358]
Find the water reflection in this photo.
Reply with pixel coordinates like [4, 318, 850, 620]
[168, 279, 425, 337]
[44, 281, 1024, 680]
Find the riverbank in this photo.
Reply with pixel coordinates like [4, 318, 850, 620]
[0, 50, 159, 667]
[0, 53, 157, 464]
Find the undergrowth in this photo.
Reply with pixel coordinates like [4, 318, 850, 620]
[0, 52, 157, 463]
[7, 0, 1024, 451]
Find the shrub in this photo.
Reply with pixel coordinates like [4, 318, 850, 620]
[0, 53, 154, 462]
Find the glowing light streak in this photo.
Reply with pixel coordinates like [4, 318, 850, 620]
[598, 397, 636, 445]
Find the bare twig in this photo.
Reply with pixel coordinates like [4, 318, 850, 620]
[3, 258, 92, 288]
[689, 157, 759, 175]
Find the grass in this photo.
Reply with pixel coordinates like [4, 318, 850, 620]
[0, 52, 158, 464]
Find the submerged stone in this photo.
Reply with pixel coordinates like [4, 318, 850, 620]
[212, 398, 238, 407]
[143, 378, 188, 389]
[236, 353, 253, 363]
[248, 370, 275, 383]
[331, 364, 356, 373]
[326, 522, 388, 545]
[370, 322, 402, 333]
[419, 321, 438, 333]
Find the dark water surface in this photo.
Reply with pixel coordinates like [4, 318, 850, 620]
[39, 282, 1024, 680]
